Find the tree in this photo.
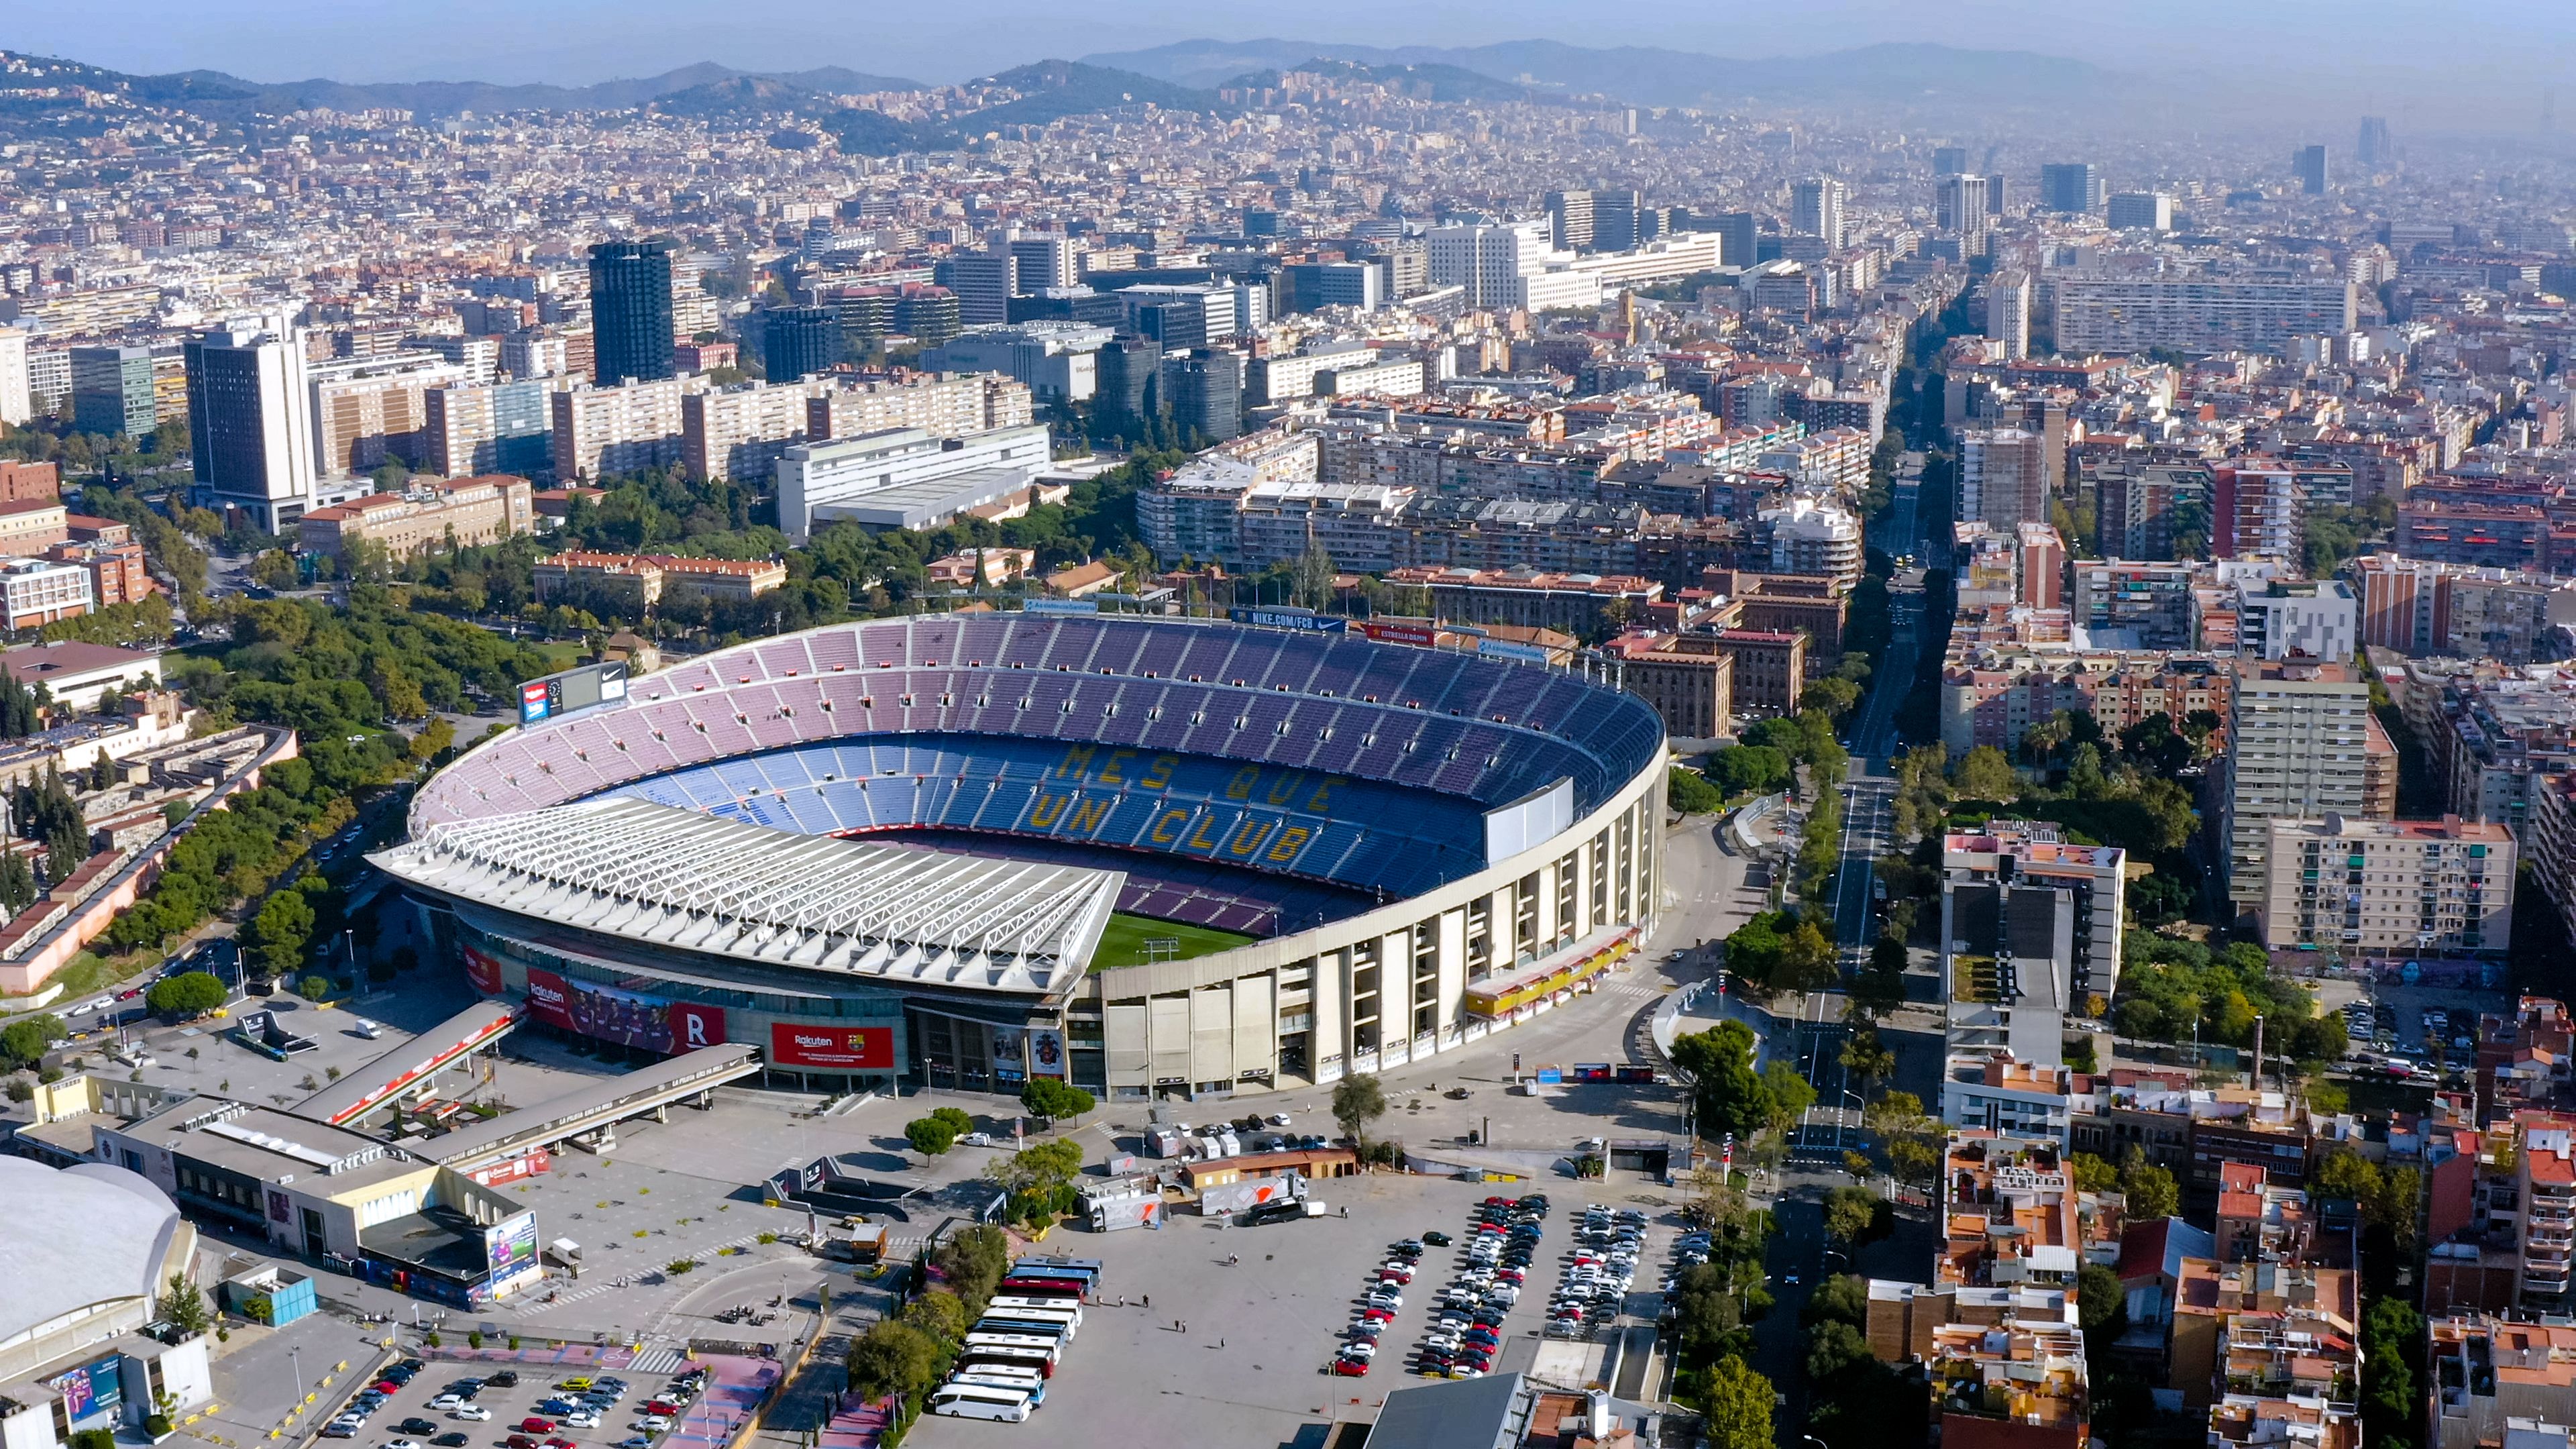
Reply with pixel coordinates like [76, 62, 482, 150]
[898, 1291, 967, 1344]
[1804, 676, 1862, 719]
[1953, 745, 2020, 802]
[1333, 1072, 1389, 1150]
[2076, 1263, 2127, 1338]
[904, 1117, 957, 1155]
[297, 975, 330, 1001]
[1695, 1354, 1774, 1449]
[1290, 543, 1338, 612]
[844, 1320, 941, 1405]
[1770, 916, 1837, 994]
[0, 849, 33, 915]
[930, 1223, 1011, 1310]
[248, 889, 316, 978]
[1707, 745, 1792, 797]
[1839, 1028, 1895, 1091]
[145, 971, 227, 1018]
[930, 1106, 975, 1134]
[2121, 1146, 2180, 1220]
[1821, 1185, 1886, 1246]
[1020, 1078, 1094, 1120]
[1668, 767, 1725, 815]
[0, 1013, 65, 1070]
[2363, 1297, 2424, 1449]
[1805, 1319, 1873, 1382]
[2314, 1146, 2384, 1203]
[2372, 1166, 2424, 1254]
[1670, 1020, 1774, 1143]
[2068, 1152, 2120, 1193]
[1759, 1061, 1816, 1137]
[156, 1274, 212, 1334]
[1801, 1273, 1870, 1329]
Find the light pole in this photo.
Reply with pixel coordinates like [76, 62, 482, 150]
[290, 1346, 303, 1403]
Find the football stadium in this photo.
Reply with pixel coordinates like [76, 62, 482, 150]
[374, 612, 1668, 1099]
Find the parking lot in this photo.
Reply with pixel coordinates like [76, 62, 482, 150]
[312, 1353, 717, 1449]
[903, 1172, 1686, 1449]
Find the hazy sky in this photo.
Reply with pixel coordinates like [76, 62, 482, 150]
[6, 0, 2571, 91]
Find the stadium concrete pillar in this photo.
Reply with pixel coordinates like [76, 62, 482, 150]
[1435, 908, 1468, 1045]
[1309, 952, 1346, 1083]
[1532, 861, 1561, 948]
[1377, 930, 1411, 1064]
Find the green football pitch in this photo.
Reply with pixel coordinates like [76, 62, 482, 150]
[1090, 912, 1256, 967]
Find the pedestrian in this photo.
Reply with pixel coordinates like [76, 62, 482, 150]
[1219, 1337, 1226, 1349]
[1142, 1293, 1150, 1309]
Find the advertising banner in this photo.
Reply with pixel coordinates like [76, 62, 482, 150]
[668, 1001, 727, 1052]
[1023, 598, 1099, 615]
[769, 1022, 896, 1071]
[1028, 1029, 1067, 1078]
[1361, 620, 1438, 647]
[518, 681, 551, 725]
[484, 1211, 539, 1278]
[1230, 606, 1347, 633]
[49, 1358, 121, 1424]
[462, 946, 504, 996]
[990, 1024, 1028, 1082]
[523, 969, 576, 1032]
[1477, 637, 1552, 663]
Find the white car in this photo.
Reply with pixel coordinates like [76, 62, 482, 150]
[428, 1397, 465, 1411]
[959, 1132, 998, 1147]
[449, 1408, 492, 1422]
[561, 1414, 602, 1428]
[1267, 1112, 1293, 1126]
[382, 1440, 427, 1449]
[633, 1419, 673, 1434]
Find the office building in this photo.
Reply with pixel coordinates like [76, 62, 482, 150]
[1986, 270, 2032, 360]
[1961, 427, 2048, 529]
[1590, 191, 1654, 252]
[944, 252, 1016, 328]
[0, 557, 93, 629]
[0, 328, 28, 425]
[2293, 145, 2330, 195]
[1790, 177, 1847, 250]
[1427, 220, 1560, 310]
[1702, 211, 1755, 271]
[775, 423, 1054, 539]
[2038, 163, 2106, 214]
[923, 321, 1111, 402]
[2105, 192, 2175, 232]
[1094, 334, 1162, 433]
[1937, 174, 1992, 255]
[186, 322, 319, 532]
[588, 241, 676, 384]
[2260, 813, 2512, 955]
[1544, 189, 1595, 252]
[2358, 117, 2392, 170]
[2054, 276, 2357, 356]
[2220, 659, 2388, 911]
[761, 305, 838, 382]
[1933, 145, 1972, 176]
[1006, 233, 1078, 292]
[425, 379, 555, 480]
[1276, 261, 1384, 315]
[1161, 350, 1243, 444]
[70, 346, 155, 437]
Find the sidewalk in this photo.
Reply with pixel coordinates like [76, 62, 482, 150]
[811, 1391, 895, 1449]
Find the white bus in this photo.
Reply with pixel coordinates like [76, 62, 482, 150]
[979, 1307, 1079, 1339]
[988, 1297, 1085, 1328]
[956, 1347, 1056, 1379]
[928, 1384, 1032, 1423]
[951, 1371, 1045, 1403]
[963, 1333, 1063, 1362]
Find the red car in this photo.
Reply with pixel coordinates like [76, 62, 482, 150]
[376, 1382, 404, 1395]
[642, 1403, 682, 1418]
[545, 1439, 578, 1449]
[1330, 1356, 1371, 1377]
[518, 1420, 554, 1434]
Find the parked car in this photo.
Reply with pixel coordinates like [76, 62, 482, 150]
[450, 1409, 492, 1423]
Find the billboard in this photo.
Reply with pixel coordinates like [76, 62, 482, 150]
[1028, 1029, 1067, 1078]
[1361, 619, 1438, 647]
[523, 970, 716, 1054]
[1477, 637, 1552, 663]
[990, 1024, 1028, 1082]
[769, 1022, 896, 1071]
[1230, 606, 1347, 633]
[484, 1210, 539, 1278]
[518, 661, 629, 726]
[50, 1358, 121, 1424]
[462, 945, 504, 996]
[1023, 598, 1099, 615]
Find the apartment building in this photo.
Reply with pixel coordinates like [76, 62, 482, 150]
[425, 379, 557, 480]
[1379, 566, 1663, 637]
[683, 379, 828, 482]
[1590, 632, 1734, 740]
[1945, 822, 2127, 1005]
[1961, 427, 2047, 529]
[2233, 578, 2357, 661]
[550, 376, 699, 481]
[2076, 560, 2200, 649]
[2259, 812, 2513, 955]
[2220, 659, 2390, 911]
[2427, 1316, 2576, 1449]
[2053, 276, 2358, 355]
[1941, 650, 2231, 757]
[805, 370, 1034, 441]
[294, 476, 537, 560]
[531, 551, 787, 607]
[2438, 678, 2576, 837]
[308, 352, 470, 474]
[1756, 497, 1863, 585]
[2354, 553, 2576, 662]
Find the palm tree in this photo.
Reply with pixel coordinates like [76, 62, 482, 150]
[2021, 711, 2072, 767]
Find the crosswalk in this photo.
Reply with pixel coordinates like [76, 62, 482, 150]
[629, 1348, 686, 1374]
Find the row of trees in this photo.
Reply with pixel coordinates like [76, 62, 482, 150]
[845, 1224, 1012, 1440]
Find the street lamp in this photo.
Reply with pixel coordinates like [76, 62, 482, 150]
[290, 1346, 303, 1402]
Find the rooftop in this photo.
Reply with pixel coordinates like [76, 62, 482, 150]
[369, 795, 1120, 996]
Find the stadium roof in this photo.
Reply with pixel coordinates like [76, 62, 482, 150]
[370, 796, 1119, 995]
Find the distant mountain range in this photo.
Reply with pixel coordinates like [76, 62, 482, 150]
[0, 52, 922, 119]
[820, 60, 1224, 155]
[1081, 38, 2121, 110]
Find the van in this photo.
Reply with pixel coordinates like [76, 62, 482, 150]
[354, 1018, 384, 1039]
[927, 1385, 1030, 1423]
